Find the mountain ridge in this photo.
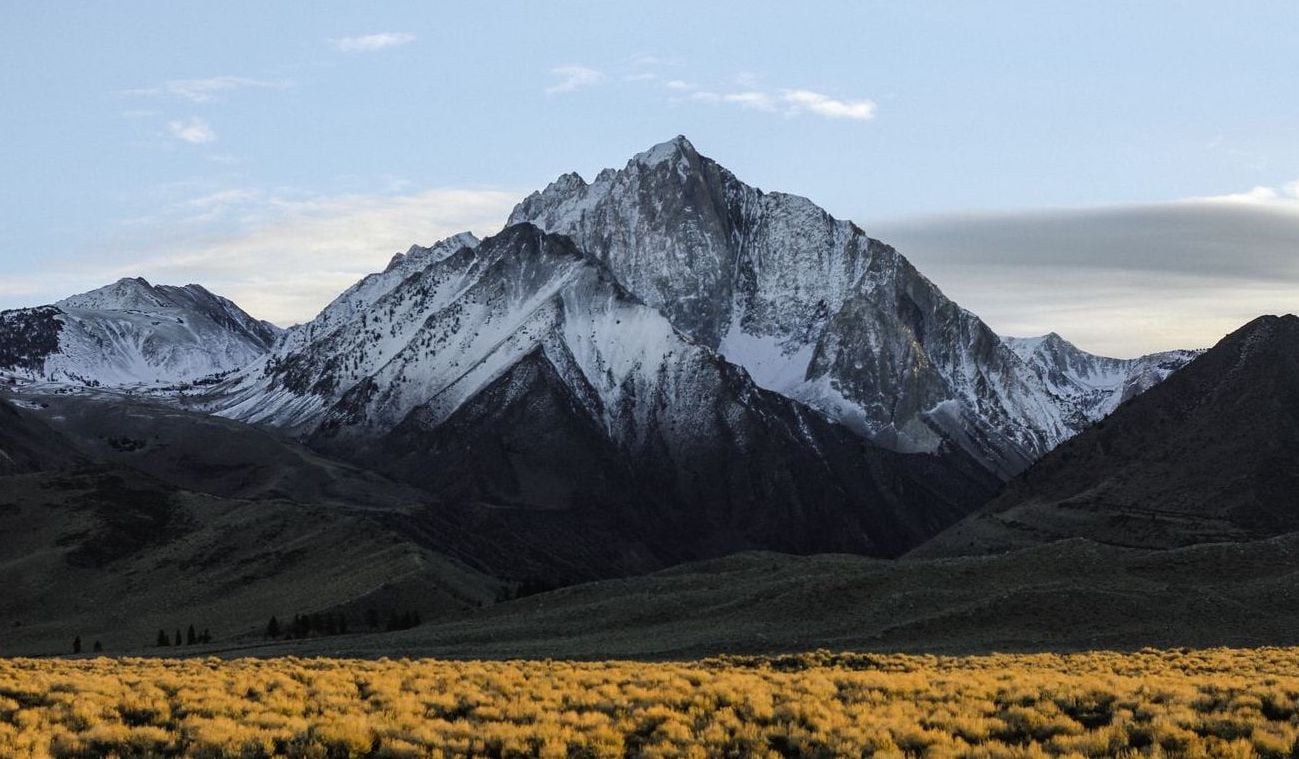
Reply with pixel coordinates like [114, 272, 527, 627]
[911, 314, 1299, 558]
[0, 277, 279, 386]
[508, 135, 1195, 476]
[206, 223, 999, 565]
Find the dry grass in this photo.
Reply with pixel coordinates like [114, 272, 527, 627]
[4, 647, 1299, 757]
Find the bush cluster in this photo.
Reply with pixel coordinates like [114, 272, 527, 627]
[2, 647, 1299, 757]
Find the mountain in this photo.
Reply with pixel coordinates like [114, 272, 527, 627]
[508, 136, 1193, 476]
[0, 277, 279, 386]
[1005, 332, 1200, 426]
[0, 388, 507, 656]
[207, 224, 998, 566]
[3, 139, 1191, 480]
[912, 315, 1299, 558]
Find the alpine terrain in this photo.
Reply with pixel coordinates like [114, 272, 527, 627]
[207, 223, 998, 563]
[0, 277, 279, 386]
[0, 136, 1287, 660]
[508, 136, 1193, 476]
[912, 314, 1299, 558]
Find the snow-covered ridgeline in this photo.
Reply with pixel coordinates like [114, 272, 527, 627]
[0, 278, 279, 387]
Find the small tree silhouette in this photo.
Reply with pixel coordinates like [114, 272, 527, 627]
[187, 625, 197, 645]
[72, 636, 81, 654]
[92, 640, 103, 653]
[173, 629, 182, 647]
[266, 616, 280, 639]
[156, 630, 169, 647]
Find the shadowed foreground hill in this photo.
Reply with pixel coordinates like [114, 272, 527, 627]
[911, 314, 1299, 559]
[215, 532, 1299, 660]
[0, 398, 80, 474]
[0, 392, 511, 657]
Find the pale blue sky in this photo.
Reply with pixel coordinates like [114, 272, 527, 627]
[2, 2, 1297, 355]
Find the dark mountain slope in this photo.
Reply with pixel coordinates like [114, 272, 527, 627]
[912, 315, 1299, 558]
[0, 389, 510, 656]
[216, 533, 1299, 660]
[296, 226, 998, 569]
[0, 398, 81, 474]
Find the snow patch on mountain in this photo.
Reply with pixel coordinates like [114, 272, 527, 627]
[1005, 332, 1200, 422]
[507, 137, 1069, 474]
[0, 278, 279, 387]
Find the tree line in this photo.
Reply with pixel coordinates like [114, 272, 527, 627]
[155, 624, 211, 648]
[264, 609, 423, 641]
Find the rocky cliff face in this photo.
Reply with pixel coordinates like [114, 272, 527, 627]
[209, 223, 998, 562]
[1005, 333, 1200, 425]
[912, 315, 1299, 558]
[510, 136, 1193, 477]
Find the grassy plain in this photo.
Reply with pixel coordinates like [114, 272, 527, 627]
[4, 647, 1299, 757]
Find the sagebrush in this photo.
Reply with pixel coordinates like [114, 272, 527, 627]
[3, 647, 1299, 757]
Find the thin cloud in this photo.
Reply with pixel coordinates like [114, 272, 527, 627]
[870, 192, 1299, 357]
[723, 91, 777, 111]
[545, 66, 605, 95]
[330, 32, 416, 53]
[124, 76, 291, 103]
[677, 82, 876, 122]
[167, 117, 216, 144]
[1183, 180, 1299, 208]
[781, 89, 877, 121]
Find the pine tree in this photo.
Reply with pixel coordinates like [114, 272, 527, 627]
[157, 629, 170, 647]
[72, 636, 81, 654]
[173, 629, 182, 647]
[187, 625, 197, 645]
[92, 640, 102, 653]
[201, 628, 211, 644]
[266, 616, 280, 639]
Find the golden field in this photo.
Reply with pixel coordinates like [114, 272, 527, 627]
[3, 648, 1299, 757]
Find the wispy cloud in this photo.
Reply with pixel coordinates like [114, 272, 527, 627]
[723, 91, 777, 111]
[1183, 180, 1299, 208]
[124, 76, 291, 104]
[545, 66, 605, 95]
[662, 78, 876, 122]
[781, 89, 877, 121]
[329, 32, 417, 53]
[167, 117, 216, 144]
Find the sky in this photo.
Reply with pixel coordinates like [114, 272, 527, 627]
[1, 2, 1297, 357]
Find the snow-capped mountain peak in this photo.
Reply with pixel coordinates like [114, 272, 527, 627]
[630, 134, 698, 167]
[56, 277, 170, 311]
[0, 278, 278, 387]
[1005, 332, 1201, 422]
[508, 135, 1196, 476]
[204, 221, 997, 557]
